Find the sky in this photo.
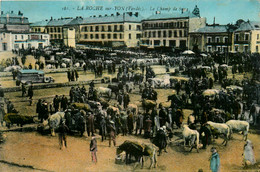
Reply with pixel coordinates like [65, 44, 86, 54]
[0, 0, 259, 24]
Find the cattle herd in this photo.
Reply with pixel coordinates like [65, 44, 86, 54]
[1, 46, 260, 168]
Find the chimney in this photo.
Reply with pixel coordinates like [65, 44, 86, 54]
[51, 16, 53, 20]
[116, 12, 120, 16]
[213, 17, 215, 26]
[134, 12, 138, 17]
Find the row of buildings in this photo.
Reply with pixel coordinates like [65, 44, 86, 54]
[1, 6, 260, 53]
[0, 11, 50, 51]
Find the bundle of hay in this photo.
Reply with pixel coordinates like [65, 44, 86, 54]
[4, 113, 34, 128]
[71, 103, 91, 112]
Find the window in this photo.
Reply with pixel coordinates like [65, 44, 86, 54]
[144, 32, 147, 37]
[108, 26, 112, 31]
[257, 34, 259, 40]
[168, 31, 172, 37]
[207, 37, 212, 43]
[54, 28, 57, 32]
[137, 25, 141, 31]
[84, 34, 88, 39]
[174, 31, 177, 37]
[21, 35, 24, 40]
[120, 34, 123, 39]
[58, 28, 61, 33]
[50, 28, 53, 32]
[107, 34, 111, 39]
[114, 25, 117, 31]
[216, 46, 221, 52]
[207, 46, 212, 52]
[120, 25, 123, 31]
[58, 35, 61, 39]
[180, 22, 183, 28]
[54, 34, 57, 39]
[235, 33, 239, 41]
[224, 37, 228, 43]
[154, 40, 160, 46]
[129, 34, 131, 39]
[101, 34, 105, 39]
[129, 25, 131, 30]
[95, 34, 99, 39]
[90, 34, 93, 39]
[158, 31, 161, 38]
[163, 31, 167, 38]
[256, 46, 259, 52]
[95, 26, 99, 32]
[153, 31, 156, 38]
[179, 30, 182, 37]
[102, 26, 105, 31]
[15, 35, 17, 40]
[149, 32, 151, 38]
[113, 34, 117, 39]
[245, 33, 249, 41]
[136, 34, 141, 39]
[215, 37, 220, 43]
[90, 26, 93, 32]
[244, 45, 249, 52]
[28, 43, 31, 48]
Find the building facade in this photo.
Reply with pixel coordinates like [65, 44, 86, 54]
[0, 11, 50, 51]
[189, 25, 233, 53]
[141, 6, 206, 50]
[234, 21, 260, 53]
[78, 12, 143, 48]
[0, 32, 50, 51]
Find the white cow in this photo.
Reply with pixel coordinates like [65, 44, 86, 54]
[97, 87, 112, 98]
[207, 121, 230, 146]
[149, 75, 170, 88]
[48, 112, 65, 136]
[226, 120, 249, 140]
[182, 125, 200, 152]
[61, 63, 67, 68]
[74, 62, 80, 68]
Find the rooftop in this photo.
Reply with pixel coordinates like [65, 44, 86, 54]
[236, 21, 260, 31]
[144, 11, 198, 21]
[80, 12, 144, 24]
[191, 25, 229, 33]
[30, 20, 49, 27]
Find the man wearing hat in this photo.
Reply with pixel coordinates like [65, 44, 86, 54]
[107, 120, 116, 147]
[90, 136, 97, 163]
[58, 119, 69, 150]
[87, 112, 95, 137]
[210, 147, 220, 172]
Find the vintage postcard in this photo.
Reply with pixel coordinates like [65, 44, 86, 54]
[0, 0, 259, 171]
